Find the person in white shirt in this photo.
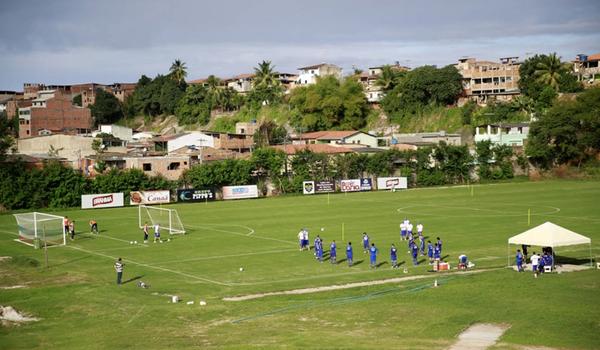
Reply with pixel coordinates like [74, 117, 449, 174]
[298, 229, 304, 250]
[416, 223, 424, 238]
[153, 224, 162, 243]
[400, 222, 407, 240]
[407, 223, 414, 237]
[303, 229, 309, 250]
[530, 252, 541, 274]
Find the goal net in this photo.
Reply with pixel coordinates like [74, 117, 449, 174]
[138, 205, 185, 235]
[13, 212, 66, 247]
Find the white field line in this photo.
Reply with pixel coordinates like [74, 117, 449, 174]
[223, 269, 488, 301]
[67, 244, 232, 286]
[155, 248, 298, 264]
[186, 224, 294, 246]
[79, 232, 148, 248]
[127, 305, 146, 324]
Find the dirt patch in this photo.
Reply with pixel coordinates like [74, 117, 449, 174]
[0, 256, 12, 262]
[448, 323, 510, 350]
[223, 269, 487, 301]
[0, 305, 39, 325]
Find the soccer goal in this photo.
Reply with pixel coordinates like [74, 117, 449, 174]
[13, 212, 66, 247]
[138, 205, 186, 235]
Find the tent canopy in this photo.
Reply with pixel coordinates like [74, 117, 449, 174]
[508, 222, 591, 248]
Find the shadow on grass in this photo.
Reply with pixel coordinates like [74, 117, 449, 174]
[376, 261, 387, 268]
[122, 275, 144, 284]
[418, 258, 427, 264]
[353, 260, 364, 266]
[51, 255, 91, 268]
[441, 254, 450, 260]
[555, 255, 591, 265]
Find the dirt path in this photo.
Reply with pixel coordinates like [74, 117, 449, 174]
[223, 269, 487, 301]
[448, 323, 509, 350]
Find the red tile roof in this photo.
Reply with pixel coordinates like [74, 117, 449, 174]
[271, 144, 354, 155]
[586, 53, 600, 62]
[300, 131, 360, 140]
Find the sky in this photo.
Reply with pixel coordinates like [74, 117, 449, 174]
[1, 0, 599, 90]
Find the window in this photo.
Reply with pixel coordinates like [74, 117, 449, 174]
[143, 163, 152, 171]
[168, 162, 180, 170]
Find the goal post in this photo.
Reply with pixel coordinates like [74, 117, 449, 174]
[138, 205, 185, 235]
[13, 212, 66, 247]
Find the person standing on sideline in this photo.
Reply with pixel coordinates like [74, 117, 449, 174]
[417, 222, 424, 239]
[330, 240, 337, 264]
[298, 229, 305, 251]
[114, 258, 124, 285]
[411, 242, 419, 266]
[437, 237, 443, 254]
[400, 222, 407, 241]
[521, 244, 529, 261]
[303, 229, 309, 251]
[346, 242, 353, 267]
[530, 251, 540, 275]
[142, 222, 149, 243]
[390, 244, 398, 268]
[369, 243, 378, 268]
[419, 236, 425, 256]
[89, 219, 98, 234]
[362, 232, 370, 253]
[69, 220, 76, 240]
[427, 240, 434, 264]
[407, 222, 414, 238]
[516, 249, 524, 272]
[434, 243, 441, 262]
[153, 223, 162, 243]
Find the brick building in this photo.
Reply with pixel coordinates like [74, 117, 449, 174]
[18, 90, 92, 138]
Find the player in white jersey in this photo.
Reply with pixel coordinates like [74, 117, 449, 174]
[298, 229, 304, 250]
[303, 229, 309, 250]
[416, 223, 423, 238]
[400, 222, 407, 240]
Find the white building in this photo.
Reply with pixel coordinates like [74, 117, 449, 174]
[297, 63, 342, 85]
[474, 123, 529, 147]
[294, 130, 378, 148]
[166, 131, 215, 153]
[225, 74, 254, 94]
[95, 124, 133, 142]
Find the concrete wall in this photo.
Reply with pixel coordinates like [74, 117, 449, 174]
[344, 133, 378, 148]
[125, 156, 191, 181]
[17, 134, 97, 165]
[100, 124, 133, 141]
[167, 132, 215, 152]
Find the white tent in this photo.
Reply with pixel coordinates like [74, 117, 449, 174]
[507, 222, 593, 267]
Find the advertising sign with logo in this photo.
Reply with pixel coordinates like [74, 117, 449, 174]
[129, 190, 171, 205]
[303, 181, 315, 195]
[360, 178, 373, 191]
[81, 193, 124, 209]
[315, 180, 335, 193]
[340, 179, 361, 192]
[376, 177, 408, 190]
[222, 185, 259, 200]
[177, 189, 215, 202]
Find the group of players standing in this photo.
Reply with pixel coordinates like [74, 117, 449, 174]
[297, 218, 444, 269]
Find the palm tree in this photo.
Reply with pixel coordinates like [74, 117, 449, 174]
[375, 65, 401, 92]
[253, 60, 279, 88]
[205, 75, 222, 111]
[534, 53, 570, 91]
[169, 59, 188, 83]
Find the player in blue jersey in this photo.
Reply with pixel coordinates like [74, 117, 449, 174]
[330, 240, 337, 264]
[407, 235, 414, 253]
[411, 242, 419, 266]
[369, 243, 378, 268]
[427, 240, 434, 264]
[346, 242, 353, 267]
[516, 249, 524, 272]
[437, 237, 443, 254]
[419, 236, 425, 256]
[314, 235, 323, 261]
[434, 243, 441, 262]
[362, 232, 370, 253]
[390, 244, 398, 269]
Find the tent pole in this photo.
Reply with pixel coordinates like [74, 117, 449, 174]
[590, 243, 593, 268]
[507, 243, 510, 268]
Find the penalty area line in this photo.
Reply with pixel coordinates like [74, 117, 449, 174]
[67, 244, 232, 286]
[186, 224, 294, 246]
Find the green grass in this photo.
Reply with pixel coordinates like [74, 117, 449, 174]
[1, 180, 600, 349]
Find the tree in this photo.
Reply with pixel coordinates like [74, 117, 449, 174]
[289, 75, 369, 131]
[248, 61, 283, 107]
[375, 65, 403, 92]
[169, 59, 188, 83]
[534, 53, 571, 91]
[175, 84, 211, 125]
[72, 94, 82, 106]
[253, 119, 287, 147]
[0, 111, 16, 160]
[89, 89, 123, 125]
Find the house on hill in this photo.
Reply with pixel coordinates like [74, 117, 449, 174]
[293, 130, 378, 148]
[297, 63, 342, 85]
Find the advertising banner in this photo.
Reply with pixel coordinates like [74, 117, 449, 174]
[360, 178, 373, 191]
[81, 193, 124, 209]
[315, 180, 335, 193]
[376, 177, 408, 190]
[340, 179, 361, 192]
[129, 190, 171, 205]
[177, 189, 216, 202]
[222, 185, 259, 200]
[303, 181, 315, 195]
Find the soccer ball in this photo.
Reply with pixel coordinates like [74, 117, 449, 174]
[239, 267, 244, 272]
[320, 227, 325, 231]
[134, 241, 138, 244]
[129, 241, 133, 244]
[199, 300, 207, 306]
[167, 239, 171, 242]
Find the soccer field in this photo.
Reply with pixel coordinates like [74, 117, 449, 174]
[1, 180, 600, 349]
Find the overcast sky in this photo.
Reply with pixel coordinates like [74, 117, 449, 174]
[1, 0, 599, 90]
